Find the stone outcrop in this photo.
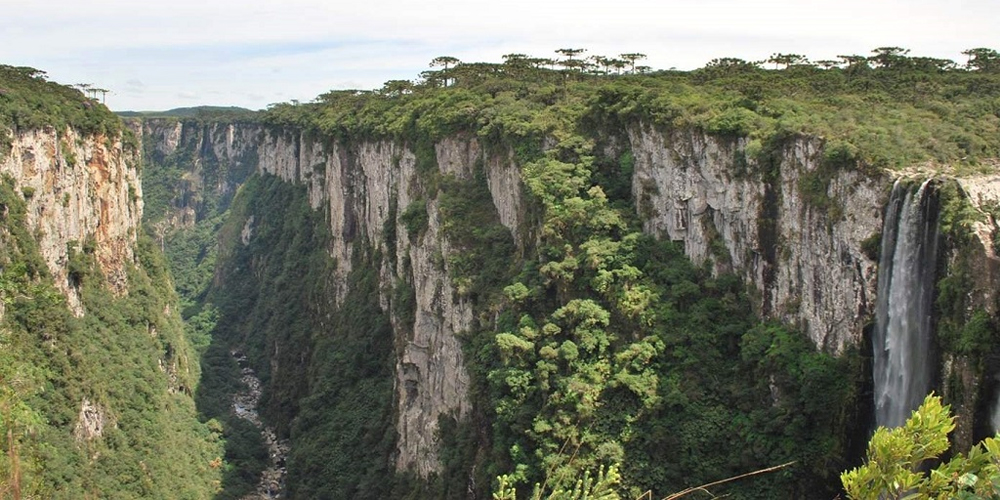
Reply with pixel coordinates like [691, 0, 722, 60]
[73, 398, 111, 441]
[0, 127, 141, 314]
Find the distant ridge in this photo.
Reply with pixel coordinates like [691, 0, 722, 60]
[117, 105, 258, 120]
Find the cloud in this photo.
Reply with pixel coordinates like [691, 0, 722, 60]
[4, 0, 998, 110]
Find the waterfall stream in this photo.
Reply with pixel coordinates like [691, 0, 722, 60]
[993, 377, 1000, 433]
[873, 179, 939, 428]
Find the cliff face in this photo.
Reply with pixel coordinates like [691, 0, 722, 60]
[144, 120, 502, 475]
[144, 119, 889, 475]
[630, 126, 886, 352]
[144, 118, 1000, 477]
[0, 120, 226, 497]
[0, 127, 141, 314]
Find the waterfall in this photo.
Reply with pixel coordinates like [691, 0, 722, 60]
[873, 179, 940, 428]
[993, 378, 1000, 433]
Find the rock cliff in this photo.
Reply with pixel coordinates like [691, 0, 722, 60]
[630, 126, 887, 352]
[142, 118, 1000, 476]
[0, 127, 141, 314]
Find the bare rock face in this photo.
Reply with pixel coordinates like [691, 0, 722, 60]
[958, 174, 1000, 262]
[74, 398, 111, 441]
[254, 131, 489, 475]
[0, 127, 141, 315]
[630, 126, 887, 352]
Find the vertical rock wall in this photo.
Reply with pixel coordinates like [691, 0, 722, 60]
[143, 120, 525, 475]
[0, 127, 141, 314]
[630, 125, 887, 352]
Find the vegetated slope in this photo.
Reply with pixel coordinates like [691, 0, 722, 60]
[144, 48, 1000, 499]
[0, 66, 223, 498]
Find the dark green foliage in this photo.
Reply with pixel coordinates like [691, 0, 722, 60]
[195, 343, 268, 499]
[140, 118, 258, 223]
[935, 182, 997, 361]
[162, 212, 226, 316]
[286, 251, 397, 499]
[197, 173, 402, 498]
[117, 106, 258, 121]
[401, 199, 429, 238]
[261, 48, 1000, 174]
[438, 168, 517, 299]
[136, 47, 1000, 499]
[860, 232, 882, 261]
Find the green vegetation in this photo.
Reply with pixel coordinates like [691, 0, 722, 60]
[0, 175, 223, 498]
[472, 138, 859, 497]
[494, 465, 621, 500]
[841, 394, 1000, 499]
[0, 65, 125, 147]
[141, 118, 257, 223]
[191, 174, 400, 498]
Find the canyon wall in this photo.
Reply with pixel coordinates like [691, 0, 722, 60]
[0, 126, 141, 314]
[143, 119, 1000, 476]
[630, 126, 887, 353]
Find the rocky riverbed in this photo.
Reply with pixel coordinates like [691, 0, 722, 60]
[232, 350, 290, 499]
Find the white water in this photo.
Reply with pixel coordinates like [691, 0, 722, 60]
[873, 180, 939, 428]
[992, 378, 1000, 433]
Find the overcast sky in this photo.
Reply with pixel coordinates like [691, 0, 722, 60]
[2, 0, 997, 111]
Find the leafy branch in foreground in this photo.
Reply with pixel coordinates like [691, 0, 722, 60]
[841, 393, 1000, 499]
[494, 465, 621, 500]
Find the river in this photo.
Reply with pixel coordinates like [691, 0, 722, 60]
[232, 350, 290, 499]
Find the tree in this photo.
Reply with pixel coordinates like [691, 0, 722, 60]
[869, 47, 911, 69]
[527, 57, 557, 70]
[838, 54, 869, 68]
[502, 53, 530, 66]
[962, 48, 1000, 72]
[430, 56, 460, 70]
[910, 57, 957, 73]
[494, 465, 621, 500]
[556, 48, 587, 70]
[589, 55, 611, 75]
[703, 57, 759, 75]
[379, 80, 413, 97]
[767, 53, 808, 69]
[609, 58, 627, 75]
[619, 53, 647, 73]
[430, 56, 460, 86]
[93, 87, 109, 103]
[841, 394, 1000, 499]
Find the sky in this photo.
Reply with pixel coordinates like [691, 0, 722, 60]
[2, 0, 997, 111]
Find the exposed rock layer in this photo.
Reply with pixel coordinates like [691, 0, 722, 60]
[0, 127, 141, 314]
[630, 127, 885, 352]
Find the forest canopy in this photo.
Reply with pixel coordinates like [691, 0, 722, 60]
[262, 46, 1000, 173]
